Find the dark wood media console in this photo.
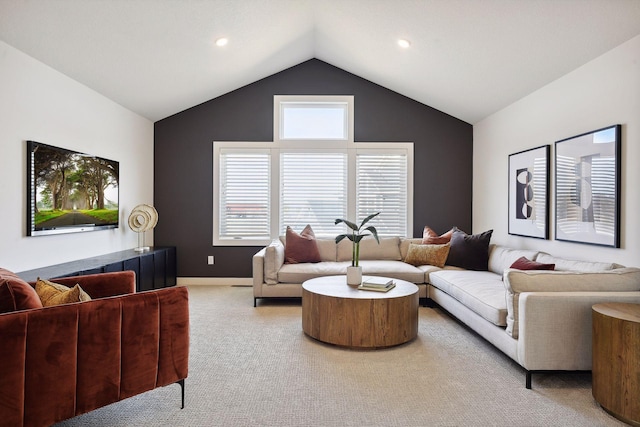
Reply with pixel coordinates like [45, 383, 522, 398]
[18, 247, 176, 292]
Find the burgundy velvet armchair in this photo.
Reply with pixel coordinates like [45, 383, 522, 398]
[0, 269, 189, 427]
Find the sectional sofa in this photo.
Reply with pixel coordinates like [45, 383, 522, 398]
[252, 234, 640, 387]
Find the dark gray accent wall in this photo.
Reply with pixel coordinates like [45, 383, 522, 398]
[154, 59, 472, 278]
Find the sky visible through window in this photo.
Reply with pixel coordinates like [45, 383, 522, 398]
[281, 105, 346, 139]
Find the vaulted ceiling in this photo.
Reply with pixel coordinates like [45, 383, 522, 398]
[1, 0, 640, 124]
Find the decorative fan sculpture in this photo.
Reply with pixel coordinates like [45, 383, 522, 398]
[128, 204, 158, 252]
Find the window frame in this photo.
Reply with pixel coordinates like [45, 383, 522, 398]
[216, 147, 272, 242]
[213, 95, 413, 246]
[275, 95, 354, 142]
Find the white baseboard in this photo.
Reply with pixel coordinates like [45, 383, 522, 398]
[177, 277, 252, 286]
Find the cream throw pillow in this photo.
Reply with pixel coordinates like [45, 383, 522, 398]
[35, 278, 92, 307]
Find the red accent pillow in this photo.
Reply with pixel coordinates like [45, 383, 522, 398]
[0, 268, 44, 313]
[284, 225, 321, 264]
[422, 226, 454, 244]
[510, 256, 555, 271]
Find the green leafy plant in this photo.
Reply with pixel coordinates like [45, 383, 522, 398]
[334, 212, 380, 267]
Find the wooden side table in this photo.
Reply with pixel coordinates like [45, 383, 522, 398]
[302, 276, 419, 348]
[592, 303, 640, 426]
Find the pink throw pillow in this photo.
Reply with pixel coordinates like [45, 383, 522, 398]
[422, 226, 454, 244]
[284, 225, 321, 264]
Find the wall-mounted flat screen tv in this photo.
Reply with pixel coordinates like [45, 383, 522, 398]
[27, 140, 119, 236]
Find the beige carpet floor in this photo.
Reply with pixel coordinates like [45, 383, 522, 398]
[55, 285, 625, 427]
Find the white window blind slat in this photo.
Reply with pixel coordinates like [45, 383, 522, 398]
[357, 153, 407, 237]
[280, 152, 347, 236]
[219, 151, 270, 239]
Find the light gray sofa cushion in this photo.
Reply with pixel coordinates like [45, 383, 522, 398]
[278, 262, 351, 284]
[277, 260, 426, 285]
[429, 270, 507, 327]
[488, 245, 539, 275]
[315, 238, 337, 262]
[503, 267, 640, 338]
[359, 260, 425, 283]
[534, 253, 619, 272]
[400, 238, 423, 260]
[419, 264, 448, 283]
[337, 236, 402, 261]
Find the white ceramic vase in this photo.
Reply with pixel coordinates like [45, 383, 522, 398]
[346, 266, 362, 286]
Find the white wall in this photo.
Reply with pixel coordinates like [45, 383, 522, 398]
[0, 41, 154, 272]
[474, 34, 640, 267]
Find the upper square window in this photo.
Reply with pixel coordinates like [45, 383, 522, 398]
[275, 95, 353, 142]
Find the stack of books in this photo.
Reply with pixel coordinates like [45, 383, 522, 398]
[357, 277, 396, 292]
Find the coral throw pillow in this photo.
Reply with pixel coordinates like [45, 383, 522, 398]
[510, 256, 555, 271]
[284, 225, 322, 264]
[446, 228, 493, 271]
[0, 268, 43, 313]
[35, 278, 92, 307]
[422, 226, 454, 244]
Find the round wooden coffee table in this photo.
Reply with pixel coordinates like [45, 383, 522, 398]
[302, 276, 419, 348]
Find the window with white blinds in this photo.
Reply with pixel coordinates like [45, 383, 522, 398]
[218, 150, 270, 241]
[356, 152, 408, 237]
[280, 152, 347, 236]
[213, 95, 413, 246]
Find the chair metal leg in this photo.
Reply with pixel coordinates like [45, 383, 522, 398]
[177, 379, 185, 409]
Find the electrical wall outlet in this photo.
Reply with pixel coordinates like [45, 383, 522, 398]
[207, 255, 214, 265]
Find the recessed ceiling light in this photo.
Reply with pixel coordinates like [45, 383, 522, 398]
[398, 39, 411, 49]
[215, 37, 228, 47]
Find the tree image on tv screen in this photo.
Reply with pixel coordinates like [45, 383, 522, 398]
[33, 145, 119, 230]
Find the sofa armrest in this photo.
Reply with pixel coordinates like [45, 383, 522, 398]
[503, 267, 640, 338]
[253, 240, 285, 292]
[517, 291, 640, 371]
[253, 247, 267, 294]
[263, 239, 284, 284]
[31, 271, 136, 299]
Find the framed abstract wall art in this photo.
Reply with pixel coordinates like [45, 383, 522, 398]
[555, 124, 621, 247]
[508, 145, 550, 239]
